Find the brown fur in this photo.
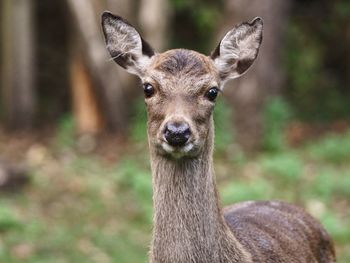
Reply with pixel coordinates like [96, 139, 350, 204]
[147, 99, 335, 262]
[224, 201, 336, 262]
[149, 117, 252, 262]
[155, 49, 209, 76]
[147, 51, 335, 263]
[101, 13, 336, 262]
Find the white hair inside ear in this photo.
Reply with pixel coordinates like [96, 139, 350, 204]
[211, 17, 263, 83]
[102, 12, 155, 76]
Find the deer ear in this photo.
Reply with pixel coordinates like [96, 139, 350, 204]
[211, 17, 263, 82]
[101, 12, 155, 76]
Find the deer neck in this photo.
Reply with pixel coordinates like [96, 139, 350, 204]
[149, 121, 251, 263]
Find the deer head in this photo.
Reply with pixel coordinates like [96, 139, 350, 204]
[102, 12, 263, 159]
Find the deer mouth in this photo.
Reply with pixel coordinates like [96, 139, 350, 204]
[159, 141, 197, 159]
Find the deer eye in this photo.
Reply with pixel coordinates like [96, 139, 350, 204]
[143, 83, 155, 98]
[205, 87, 219, 102]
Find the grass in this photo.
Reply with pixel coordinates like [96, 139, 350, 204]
[1, 121, 350, 262]
[0, 150, 151, 263]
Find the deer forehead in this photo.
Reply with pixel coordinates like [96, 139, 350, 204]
[143, 49, 220, 93]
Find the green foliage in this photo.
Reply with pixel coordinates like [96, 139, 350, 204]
[260, 152, 303, 201]
[169, 0, 223, 53]
[221, 179, 272, 204]
[0, 151, 151, 263]
[0, 204, 22, 232]
[170, 0, 221, 33]
[54, 114, 75, 149]
[310, 169, 350, 202]
[285, 3, 350, 121]
[334, 0, 350, 18]
[117, 158, 153, 224]
[306, 131, 350, 163]
[130, 98, 148, 143]
[311, 170, 337, 201]
[261, 152, 303, 183]
[214, 99, 235, 153]
[171, 0, 192, 9]
[321, 212, 350, 244]
[194, 6, 221, 34]
[263, 97, 292, 152]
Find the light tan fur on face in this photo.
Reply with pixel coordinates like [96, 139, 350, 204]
[142, 49, 220, 158]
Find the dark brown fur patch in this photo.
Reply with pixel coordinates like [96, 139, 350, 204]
[237, 58, 254, 74]
[155, 49, 209, 76]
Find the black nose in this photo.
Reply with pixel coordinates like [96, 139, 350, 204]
[164, 122, 191, 147]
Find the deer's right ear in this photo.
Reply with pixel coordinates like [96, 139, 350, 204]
[101, 12, 155, 76]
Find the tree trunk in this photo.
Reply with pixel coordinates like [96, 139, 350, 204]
[222, 0, 291, 151]
[66, 0, 136, 134]
[139, 0, 171, 51]
[70, 44, 105, 134]
[1, 0, 36, 129]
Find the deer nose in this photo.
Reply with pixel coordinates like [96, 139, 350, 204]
[164, 122, 191, 147]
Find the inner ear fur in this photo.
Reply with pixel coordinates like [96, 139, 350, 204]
[101, 11, 155, 75]
[211, 17, 263, 81]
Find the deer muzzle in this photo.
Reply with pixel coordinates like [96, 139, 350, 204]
[164, 121, 191, 147]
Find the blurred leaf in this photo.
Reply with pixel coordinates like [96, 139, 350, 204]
[261, 152, 303, 183]
[194, 6, 220, 33]
[117, 159, 153, 223]
[55, 114, 75, 149]
[321, 212, 350, 244]
[263, 97, 292, 152]
[214, 99, 235, 153]
[0, 204, 22, 232]
[130, 98, 148, 143]
[285, 10, 350, 121]
[222, 179, 272, 204]
[307, 131, 350, 163]
[335, 1, 350, 17]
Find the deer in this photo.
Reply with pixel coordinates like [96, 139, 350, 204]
[101, 11, 336, 263]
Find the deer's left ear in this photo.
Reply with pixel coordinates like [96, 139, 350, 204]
[210, 17, 263, 82]
[101, 12, 155, 76]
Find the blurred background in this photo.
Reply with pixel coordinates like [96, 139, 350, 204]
[1, 0, 350, 262]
